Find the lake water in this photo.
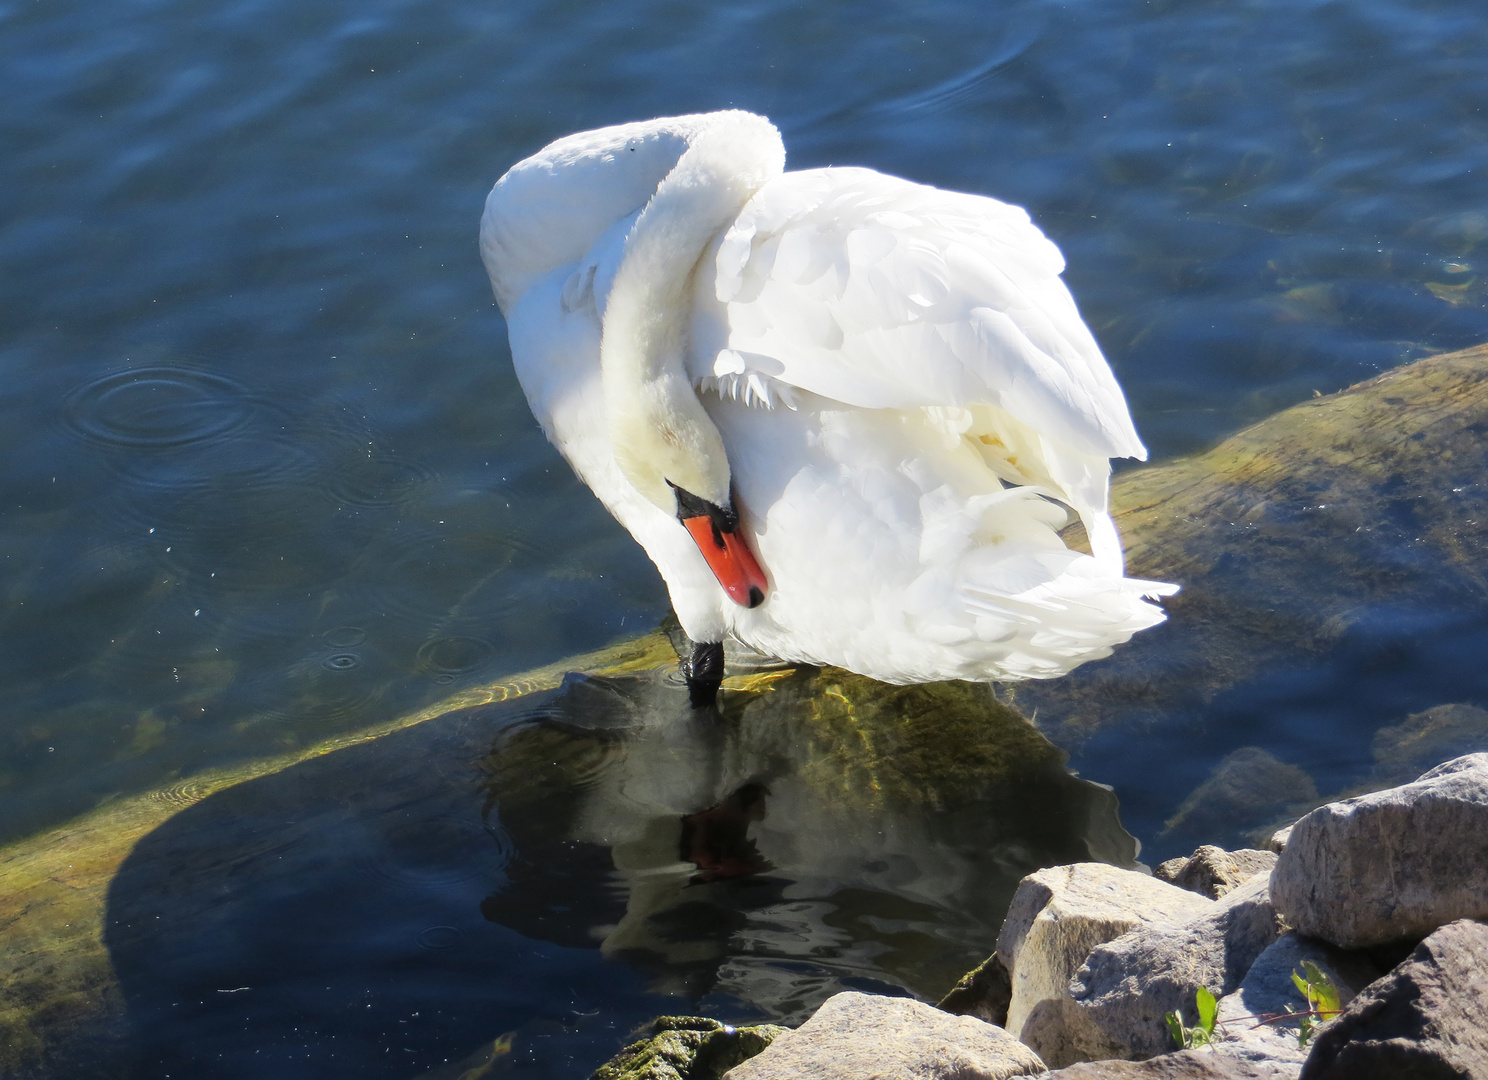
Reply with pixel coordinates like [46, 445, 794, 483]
[3, 0, 1488, 1074]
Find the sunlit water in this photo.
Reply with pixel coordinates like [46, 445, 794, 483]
[3, 0, 1488, 1074]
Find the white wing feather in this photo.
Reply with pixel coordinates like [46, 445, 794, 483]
[688, 167, 1145, 463]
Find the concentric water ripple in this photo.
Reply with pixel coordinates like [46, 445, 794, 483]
[119, 424, 321, 497]
[326, 453, 439, 509]
[414, 925, 464, 951]
[414, 635, 494, 677]
[242, 649, 390, 742]
[358, 815, 512, 894]
[65, 367, 254, 448]
[322, 626, 368, 649]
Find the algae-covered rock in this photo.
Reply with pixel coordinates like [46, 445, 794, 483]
[1370, 703, 1488, 785]
[1011, 346, 1488, 823]
[591, 1016, 785, 1080]
[938, 953, 1013, 1027]
[0, 633, 678, 1079]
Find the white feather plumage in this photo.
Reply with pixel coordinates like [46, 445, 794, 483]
[482, 111, 1176, 684]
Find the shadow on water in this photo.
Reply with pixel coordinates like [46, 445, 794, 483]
[105, 663, 1136, 1078]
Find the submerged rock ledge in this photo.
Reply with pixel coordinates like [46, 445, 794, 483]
[1, 343, 1486, 1077]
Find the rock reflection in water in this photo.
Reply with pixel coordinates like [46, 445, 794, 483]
[478, 666, 1139, 1016]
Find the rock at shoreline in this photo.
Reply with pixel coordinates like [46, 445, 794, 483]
[1270, 753, 1488, 949]
[1043, 1049, 1298, 1077]
[722, 991, 1045, 1079]
[1300, 918, 1488, 1080]
[1066, 873, 1281, 1062]
[594, 1016, 787, 1080]
[1212, 931, 1382, 1071]
[996, 864, 1214, 1066]
[1156, 847, 1278, 900]
[938, 953, 1013, 1027]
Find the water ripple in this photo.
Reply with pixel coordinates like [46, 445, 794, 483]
[414, 635, 494, 676]
[359, 815, 511, 894]
[64, 367, 253, 448]
[326, 453, 438, 509]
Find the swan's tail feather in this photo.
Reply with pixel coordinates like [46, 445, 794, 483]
[908, 491, 1177, 680]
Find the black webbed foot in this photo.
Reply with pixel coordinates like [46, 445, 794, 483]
[681, 640, 725, 710]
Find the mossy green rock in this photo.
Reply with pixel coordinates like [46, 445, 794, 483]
[1013, 344, 1488, 751]
[591, 1016, 787, 1080]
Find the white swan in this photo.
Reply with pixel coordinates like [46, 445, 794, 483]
[480, 110, 1175, 701]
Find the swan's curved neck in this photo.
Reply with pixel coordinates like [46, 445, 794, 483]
[600, 112, 784, 512]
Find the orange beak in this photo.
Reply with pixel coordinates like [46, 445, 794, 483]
[681, 515, 768, 608]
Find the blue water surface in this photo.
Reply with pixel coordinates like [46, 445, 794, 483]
[3, 0, 1488, 1074]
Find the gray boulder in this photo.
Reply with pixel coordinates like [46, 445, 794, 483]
[1213, 932, 1382, 1070]
[1300, 918, 1488, 1080]
[997, 864, 1214, 1063]
[723, 991, 1045, 1080]
[1061, 874, 1281, 1063]
[1156, 847, 1279, 900]
[1043, 1049, 1298, 1077]
[1270, 753, 1488, 948]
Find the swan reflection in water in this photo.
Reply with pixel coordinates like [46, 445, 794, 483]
[101, 644, 1141, 1075]
[477, 657, 1139, 1014]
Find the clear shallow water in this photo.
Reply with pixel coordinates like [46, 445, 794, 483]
[3, 0, 1488, 1073]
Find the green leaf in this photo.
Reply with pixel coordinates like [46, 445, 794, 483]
[1301, 961, 1341, 1018]
[1292, 970, 1309, 1000]
[1297, 1013, 1315, 1048]
[1166, 1011, 1187, 1049]
[1196, 987, 1218, 1034]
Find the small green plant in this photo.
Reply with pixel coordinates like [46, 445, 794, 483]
[1289, 961, 1341, 1047]
[1165, 986, 1218, 1049]
[1218, 961, 1343, 1049]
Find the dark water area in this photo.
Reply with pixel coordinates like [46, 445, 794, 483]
[4, 0, 1488, 1073]
[105, 668, 1133, 1077]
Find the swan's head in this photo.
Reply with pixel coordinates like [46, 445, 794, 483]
[607, 367, 768, 609]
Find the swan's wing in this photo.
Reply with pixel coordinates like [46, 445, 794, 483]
[688, 167, 1145, 463]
